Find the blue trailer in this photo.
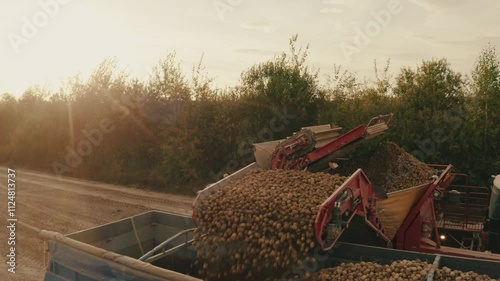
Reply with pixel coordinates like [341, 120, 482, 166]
[41, 211, 201, 281]
[41, 211, 500, 281]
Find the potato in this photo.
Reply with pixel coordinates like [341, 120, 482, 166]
[434, 266, 497, 281]
[193, 169, 346, 281]
[303, 260, 433, 281]
[337, 141, 437, 193]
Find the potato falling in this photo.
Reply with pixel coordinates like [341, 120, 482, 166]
[364, 142, 437, 193]
[338, 141, 437, 193]
[193, 169, 346, 281]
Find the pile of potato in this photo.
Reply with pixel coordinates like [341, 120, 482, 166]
[193, 169, 346, 281]
[302, 261, 500, 281]
[304, 259, 433, 281]
[360, 142, 437, 193]
[433, 266, 498, 281]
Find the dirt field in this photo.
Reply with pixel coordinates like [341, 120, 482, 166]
[0, 167, 193, 281]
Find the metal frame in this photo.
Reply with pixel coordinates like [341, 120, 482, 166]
[271, 114, 394, 170]
[139, 228, 196, 263]
[315, 169, 391, 251]
[394, 165, 500, 261]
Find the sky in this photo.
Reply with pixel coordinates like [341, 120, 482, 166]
[1, 0, 499, 97]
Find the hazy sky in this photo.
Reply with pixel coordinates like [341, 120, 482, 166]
[1, 0, 499, 96]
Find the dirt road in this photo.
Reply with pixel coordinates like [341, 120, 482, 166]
[0, 167, 193, 281]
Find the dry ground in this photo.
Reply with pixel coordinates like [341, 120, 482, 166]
[0, 167, 193, 281]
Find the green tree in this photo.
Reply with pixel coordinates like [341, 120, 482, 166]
[5, 87, 70, 168]
[0, 93, 18, 163]
[318, 59, 395, 133]
[470, 44, 500, 178]
[0, 94, 17, 146]
[392, 59, 466, 165]
[238, 34, 321, 138]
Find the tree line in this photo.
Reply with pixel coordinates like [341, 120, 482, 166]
[1, 36, 499, 194]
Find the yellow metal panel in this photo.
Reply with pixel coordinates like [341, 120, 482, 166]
[377, 184, 429, 238]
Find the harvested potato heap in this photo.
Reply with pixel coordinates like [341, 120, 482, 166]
[193, 169, 346, 281]
[433, 266, 498, 281]
[305, 261, 499, 281]
[362, 142, 437, 193]
[305, 259, 433, 281]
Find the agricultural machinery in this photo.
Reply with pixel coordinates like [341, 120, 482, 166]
[42, 114, 500, 280]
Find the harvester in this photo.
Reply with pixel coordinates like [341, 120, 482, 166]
[193, 113, 500, 261]
[41, 114, 500, 280]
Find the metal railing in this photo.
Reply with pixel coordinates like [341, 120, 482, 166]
[436, 182, 490, 232]
[139, 228, 196, 263]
